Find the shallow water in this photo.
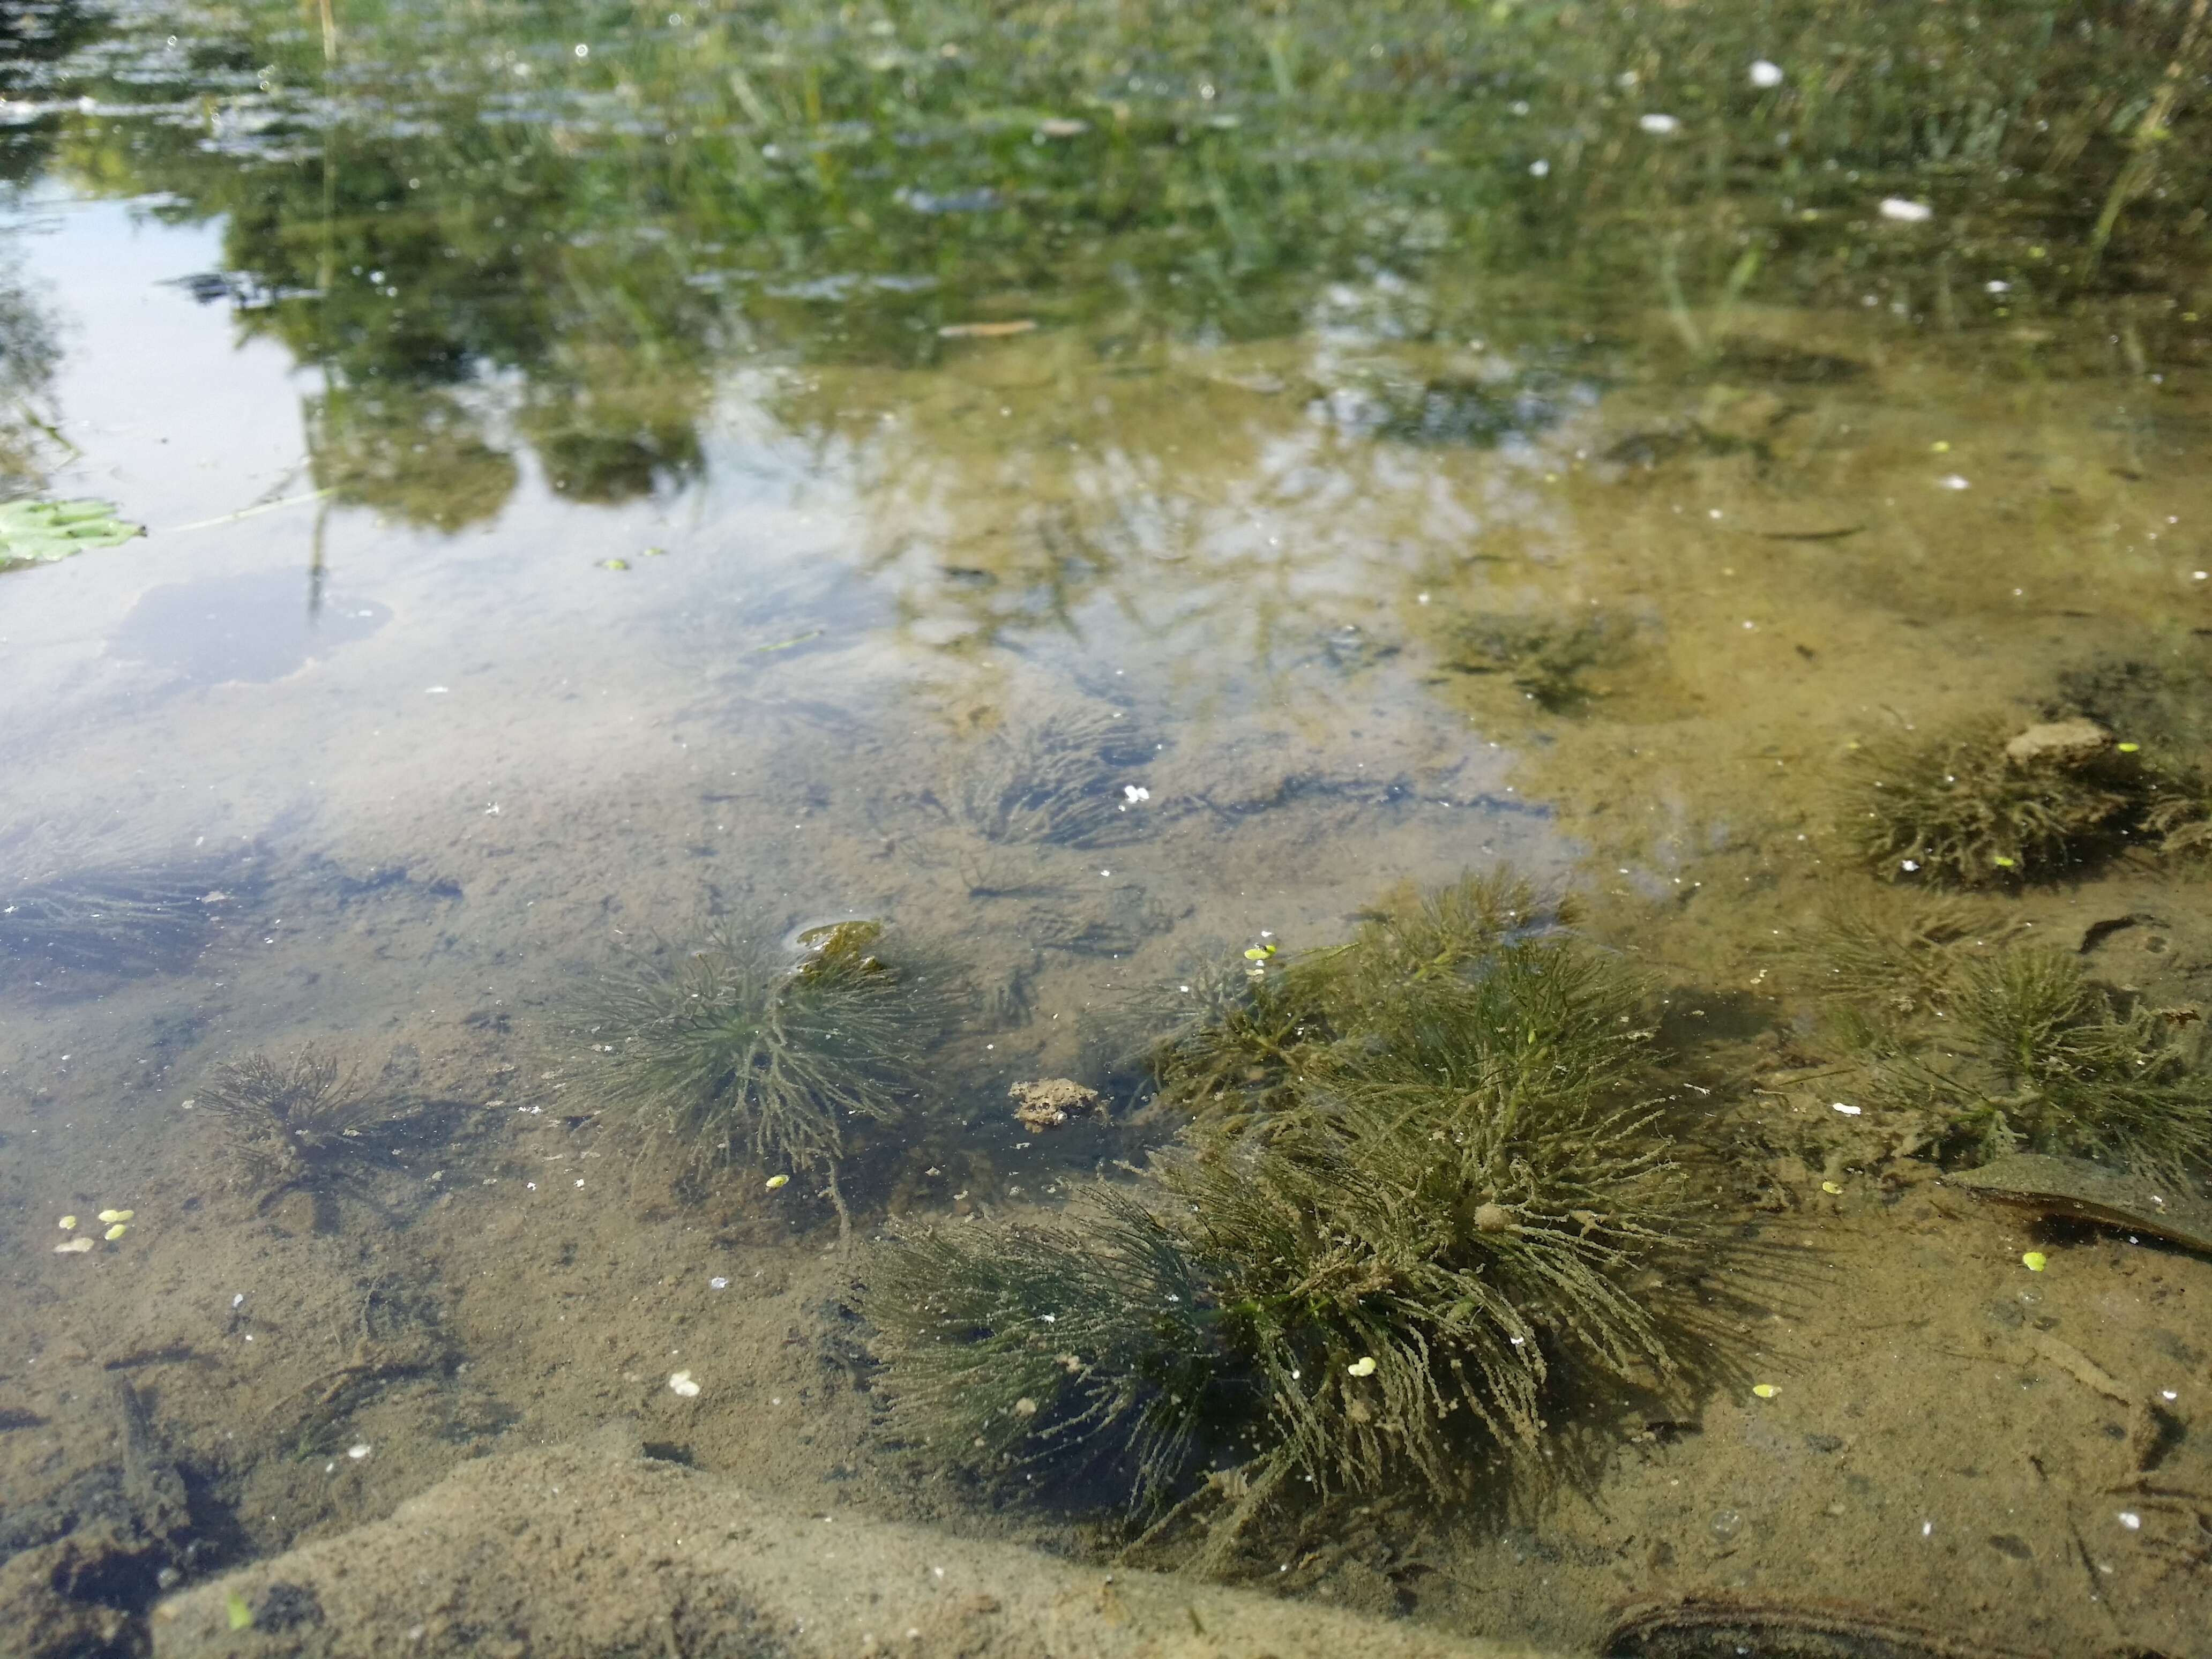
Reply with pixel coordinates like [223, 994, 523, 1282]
[5, 3, 2212, 1654]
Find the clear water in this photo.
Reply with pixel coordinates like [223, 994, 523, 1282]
[5, 2, 2212, 1654]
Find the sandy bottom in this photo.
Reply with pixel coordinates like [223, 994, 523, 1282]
[4, 296, 2211, 1656]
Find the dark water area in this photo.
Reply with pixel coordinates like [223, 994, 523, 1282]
[5, 3, 2212, 1656]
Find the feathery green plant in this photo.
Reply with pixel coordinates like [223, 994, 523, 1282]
[862, 874, 1703, 1564]
[1852, 945, 2212, 1180]
[577, 921, 942, 1222]
[1845, 719, 2147, 887]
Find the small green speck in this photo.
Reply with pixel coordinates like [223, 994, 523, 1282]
[600, 557, 630, 571]
[226, 1591, 253, 1631]
[2117, 742, 2141, 753]
[2022, 1251, 2047, 1272]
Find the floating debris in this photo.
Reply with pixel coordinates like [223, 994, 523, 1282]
[0, 497, 145, 567]
[765, 1173, 790, 1191]
[104, 1223, 128, 1241]
[669, 1370, 701, 1398]
[1346, 1356, 1377, 1378]
[937, 319, 1037, 339]
[1879, 196, 1934, 222]
[347, 1443, 371, 1461]
[54, 1236, 94, 1254]
[57, 1215, 76, 1230]
[97, 1207, 132, 1223]
[1751, 1383, 1778, 1399]
[1946, 1153, 2212, 1256]
[2022, 1251, 2048, 1272]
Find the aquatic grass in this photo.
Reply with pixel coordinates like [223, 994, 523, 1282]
[1867, 946, 2212, 1182]
[955, 704, 1158, 850]
[575, 921, 944, 1227]
[1145, 871, 1573, 1119]
[197, 1048, 395, 1206]
[861, 1187, 1223, 1506]
[863, 875, 1706, 1565]
[0, 856, 235, 986]
[1845, 719, 2154, 887]
[1792, 891, 2016, 1014]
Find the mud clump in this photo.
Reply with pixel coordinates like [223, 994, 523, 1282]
[1008, 1077, 1101, 1131]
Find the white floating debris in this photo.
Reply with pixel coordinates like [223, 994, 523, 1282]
[1749, 59, 1784, 88]
[424, 686, 450, 694]
[347, 1443, 372, 1461]
[1638, 113, 1681, 136]
[1938, 474, 1971, 490]
[57, 1215, 76, 1230]
[54, 1236, 95, 1254]
[669, 1370, 702, 1398]
[1346, 1356, 1378, 1377]
[708, 1276, 729, 1290]
[1529, 159, 1550, 177]
[1985, 280, 2012, 294]
[2117, 1510, 2142, 1530]
[232, 1292, 246, 1309]
[1832, 1101, 1863, 1116]
[1122, 784, 1150, 803]
[1879, 197, 1933, 223]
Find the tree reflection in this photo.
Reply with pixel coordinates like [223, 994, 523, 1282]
[24, 0, 2212, 548]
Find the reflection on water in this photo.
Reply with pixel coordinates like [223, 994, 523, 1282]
[4, 3, 2212, 1656]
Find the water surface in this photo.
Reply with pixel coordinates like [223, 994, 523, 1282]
[4, 3, 2212, 1654]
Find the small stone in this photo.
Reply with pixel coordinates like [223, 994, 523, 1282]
[2005, 718, 2112, 769]
[1473, 1202, 1514, 1232]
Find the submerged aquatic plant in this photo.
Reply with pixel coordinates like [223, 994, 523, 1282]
[0, 856, 236, 985]
[862, 1188, 1220, 1505]
[862, 875, 1703, 1560]
[1843, 716, 2191, 887]
[1879, 947, 2212, 1180]
[1144, 872, 1572, 1118]
[1437, 611, 1628, 715]
[577, 920, 941, 1222]
[1792, 892, 2016, 1015]
[198, 1048, 394, 1205]
[955, 704, 1158, 849]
